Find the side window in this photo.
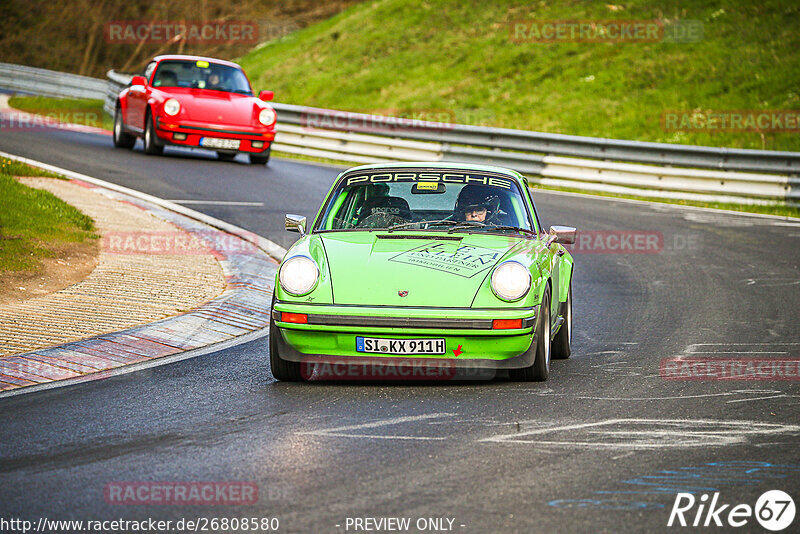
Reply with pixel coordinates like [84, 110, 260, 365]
[144, 62, 156, 83]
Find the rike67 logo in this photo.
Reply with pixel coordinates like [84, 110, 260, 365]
[668, 490, 795, 531]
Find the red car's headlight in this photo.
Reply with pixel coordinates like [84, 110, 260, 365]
[163, 98, 180, 116]
[258, 107, 276, 126]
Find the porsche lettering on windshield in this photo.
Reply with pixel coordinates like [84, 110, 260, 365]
[318, 170, 533, 233]
[345, 172, 514, 189]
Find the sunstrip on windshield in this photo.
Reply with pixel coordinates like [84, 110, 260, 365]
[345, 172, 513, 189]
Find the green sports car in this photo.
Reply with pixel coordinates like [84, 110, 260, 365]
[269, 162, 576, 382]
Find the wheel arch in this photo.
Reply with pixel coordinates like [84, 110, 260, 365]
[557, 252, 574, 305]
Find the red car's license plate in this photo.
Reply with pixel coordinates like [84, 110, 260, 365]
[200, 137, 240, 150]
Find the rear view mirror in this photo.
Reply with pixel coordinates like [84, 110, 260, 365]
[285, 214, 307, 235]
[259, 90, 274, 101]
[131, 75, 147, 87]
[549, 225, 577, 244]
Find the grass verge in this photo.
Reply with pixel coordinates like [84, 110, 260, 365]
[0, 157, 97, 273]
[239, 0, 800, 152]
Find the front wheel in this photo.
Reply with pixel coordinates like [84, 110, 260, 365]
[269, 299, 303, 382]
[552, 283, 572, 360]
[113, 107, 136, 149]
[509, 287, 551, 382]
[143, 111, 164, 155]
[249, 148, 270, 165]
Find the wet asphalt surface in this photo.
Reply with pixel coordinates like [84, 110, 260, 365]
[1, 123, 799, 533]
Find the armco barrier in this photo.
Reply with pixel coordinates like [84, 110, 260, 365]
[0, 63, 108, 100]
[0, 62, 797, 206]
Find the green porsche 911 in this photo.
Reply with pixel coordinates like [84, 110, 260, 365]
[269, 162, 576, 382]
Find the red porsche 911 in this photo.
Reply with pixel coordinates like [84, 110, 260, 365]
[112, 54, 276, 165]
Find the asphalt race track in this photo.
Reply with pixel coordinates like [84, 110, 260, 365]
[1, 124, 799, 533]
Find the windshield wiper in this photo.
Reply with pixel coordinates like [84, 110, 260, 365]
[447, 221, 486, 233]
[486, 225, 537, 236]
[387, 219, 457, 231]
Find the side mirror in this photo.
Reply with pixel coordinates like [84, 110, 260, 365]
[549, 225, 577, 245]
[259, 90, 274, 101]
[285, 214, 307, 235]
[131, 75, 147, 87]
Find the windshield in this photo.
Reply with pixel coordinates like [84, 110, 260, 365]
[151, 60, 252, 94]
[315, 170, 535, 234]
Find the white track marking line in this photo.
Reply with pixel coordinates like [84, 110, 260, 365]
[689, 343, 800, 346]
[687, 351, 789, 354]
[308, 433, 446, 441]
[726, 394, 792, 404]
[529, 389, 791, 403]
[682, 342, 800, 356]
[168, 200, 265, 206]
[479, 419, 800, 449]
[299, 413, 455, 441]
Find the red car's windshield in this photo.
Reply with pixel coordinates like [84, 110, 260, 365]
[151, 60, 252, 95]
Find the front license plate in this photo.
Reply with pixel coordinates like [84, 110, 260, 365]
[356, 337, 446, 355]
[200, 137, 240, 150]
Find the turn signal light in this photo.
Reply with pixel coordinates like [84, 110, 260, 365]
[492, 318, 523, 330]
[281, 312, 308, 324]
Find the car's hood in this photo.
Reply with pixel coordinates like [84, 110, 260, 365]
[320, 232, 523, 307]
[154, 88, 261, 126]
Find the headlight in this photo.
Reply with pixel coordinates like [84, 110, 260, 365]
[163, 98, 180, 116]
[279, 256, 319, 296]
[491, 261, 531, 301]
[258, 107, 276, 126]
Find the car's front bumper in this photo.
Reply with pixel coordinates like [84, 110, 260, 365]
[154, 117, 274, 153]
[272, 301, 540, 369]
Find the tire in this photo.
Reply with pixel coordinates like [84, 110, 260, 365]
[249, 148, 271, 165]
[113, 107, 136, 149]
[552, 283, 572, 360]
[217, 151, 237, 162]
[269, 298, 303, 382]
[509, 286, 551, 381]
[143, 110, 164, 155]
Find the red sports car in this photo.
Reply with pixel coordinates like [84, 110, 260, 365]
[113, 54, 276, 165]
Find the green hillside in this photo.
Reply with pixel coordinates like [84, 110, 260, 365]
[238, 0, 800, 151]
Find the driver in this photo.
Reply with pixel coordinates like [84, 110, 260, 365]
[454, 185, 504, 224]
[207, 72, 224, 90]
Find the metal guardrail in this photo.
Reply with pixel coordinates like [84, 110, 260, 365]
[272, 104, 800, 176]
[0, 62, 108, 101]
[1, 63, 797, 206]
